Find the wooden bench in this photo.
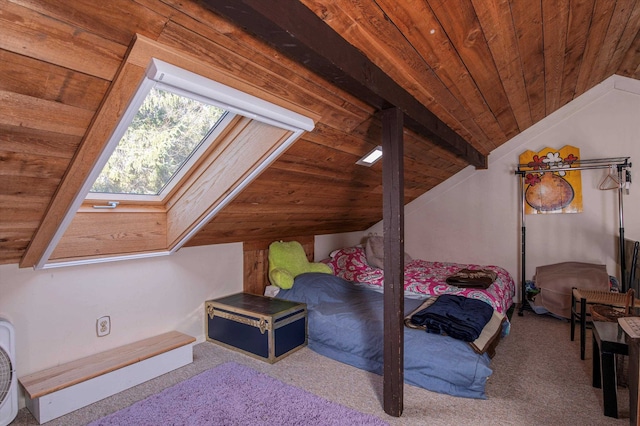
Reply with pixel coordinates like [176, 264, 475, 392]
[19, 331, 195, 424]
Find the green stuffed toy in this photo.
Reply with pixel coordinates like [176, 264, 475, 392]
[268, 241, 332, 289]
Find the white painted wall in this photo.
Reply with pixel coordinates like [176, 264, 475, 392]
[0, 243, 243, 380]
[368, 75, 640, 299]
[315, 231, 364, 260]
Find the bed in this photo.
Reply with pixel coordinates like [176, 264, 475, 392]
[326, 246, 516, 316]
[276, 272, 496, 399]
[273, 245, 517, 398]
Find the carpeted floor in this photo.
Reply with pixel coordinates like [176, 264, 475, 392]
[10, 310, 630, 425]
[87, 362, 387, 426]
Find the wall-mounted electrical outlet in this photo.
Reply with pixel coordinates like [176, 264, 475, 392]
[97, 316, 111, 337]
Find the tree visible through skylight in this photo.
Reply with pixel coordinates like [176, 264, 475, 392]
[90, 87, 227, 196]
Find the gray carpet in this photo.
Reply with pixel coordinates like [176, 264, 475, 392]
[10, 311, 628, 425]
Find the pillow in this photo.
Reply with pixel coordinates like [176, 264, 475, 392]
[365, 236, 385, 269]
[327, 247, 370, 277]
[364, 236, 412, 269]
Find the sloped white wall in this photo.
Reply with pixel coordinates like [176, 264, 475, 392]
[0, 243, 243, 380]
[369, 75, 640, 298]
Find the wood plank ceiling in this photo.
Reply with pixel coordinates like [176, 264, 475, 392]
[1, 0, 640, 267]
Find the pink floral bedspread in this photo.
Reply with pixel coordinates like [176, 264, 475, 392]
[326, 246, 516, 314]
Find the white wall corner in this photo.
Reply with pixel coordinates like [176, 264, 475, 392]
[612, 74, 640, 95]
[401, 73, 640, 218]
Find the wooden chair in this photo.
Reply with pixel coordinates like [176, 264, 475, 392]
[571, 241, 640, 360]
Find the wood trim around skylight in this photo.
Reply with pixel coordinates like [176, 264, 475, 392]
[21, 34, 316, 269]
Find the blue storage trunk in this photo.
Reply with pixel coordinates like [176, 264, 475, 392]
[206, 293, 307, 363]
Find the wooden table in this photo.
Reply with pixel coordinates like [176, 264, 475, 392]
[592, 321, 628, 418]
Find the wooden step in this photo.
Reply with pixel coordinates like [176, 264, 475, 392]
[19, 331, 195, 424]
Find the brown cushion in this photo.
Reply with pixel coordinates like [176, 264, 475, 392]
[532, 262, 609, 319]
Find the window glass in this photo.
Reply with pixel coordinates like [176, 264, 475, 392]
[90, 86, 227, 196]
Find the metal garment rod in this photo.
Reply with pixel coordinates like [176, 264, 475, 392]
[516, 157, 632, 315]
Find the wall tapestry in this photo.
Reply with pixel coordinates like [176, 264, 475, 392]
[519, 145, 583, 214]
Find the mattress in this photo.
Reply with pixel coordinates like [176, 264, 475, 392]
[276, 272, 493, 399]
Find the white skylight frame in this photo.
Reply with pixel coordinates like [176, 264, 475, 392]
[37, 58, 314, 269]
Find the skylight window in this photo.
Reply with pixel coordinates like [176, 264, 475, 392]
[35, 50, 315, 270]
[89, 87, 230, 198]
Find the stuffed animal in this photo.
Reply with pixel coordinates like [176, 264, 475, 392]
[268, 241, 332, 289]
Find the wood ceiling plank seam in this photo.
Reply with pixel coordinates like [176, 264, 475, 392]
[617, 29, 640, 78]
[209, 220, 378, 228]
[558, 0, 596, 106]
[0, 123, 80, 160]
[271, 153, 360, 178]
[587, 0, 636, 88]
[0, 194, 49, 212]
[284, 134, 366, 158]
[262, 165, 383, 190]
[234, 192, 384, 207]
[604, 0, 640, 79]
[508, 0, 546, 124]
[0, 0, 126, 80]
[574, 0, 618, 95]
[156, 13, 372, 132]
[373, 0, 507, 148]
[0, 177, 60, 197]
[471, 0, 533, 131]
[230, 193, 386, 209]
[308, 0, 496, 154]
[541, 0, 570, 115]
[205, 0, 487, 168]
[237, 189, 385, 205]
[0, 151, 68, 180]
[0, 49, 110, 111]
[427, 0, 520, 143]
[244, 176, 382, 198]
[0, 90, 94, 137]
[299, 124, 375, 157]
[211, 209, 385, 220]
[7, 0, 169, 46]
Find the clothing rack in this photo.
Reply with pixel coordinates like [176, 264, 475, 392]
[515, 157, 632, 316]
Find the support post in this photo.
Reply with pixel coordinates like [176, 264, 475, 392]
[618, 165, 627, 292]
[519, 173, 527, 316]
[382, 107, 404, 417]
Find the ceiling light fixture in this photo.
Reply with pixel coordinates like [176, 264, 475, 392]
[356, 146, 383, 166]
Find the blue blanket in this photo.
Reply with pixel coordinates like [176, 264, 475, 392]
[277, 273, 493, 399]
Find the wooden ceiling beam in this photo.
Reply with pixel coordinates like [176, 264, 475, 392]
[203, 0, 488, 169]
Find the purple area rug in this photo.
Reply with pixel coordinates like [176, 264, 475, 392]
[88, 362, 388, 426]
